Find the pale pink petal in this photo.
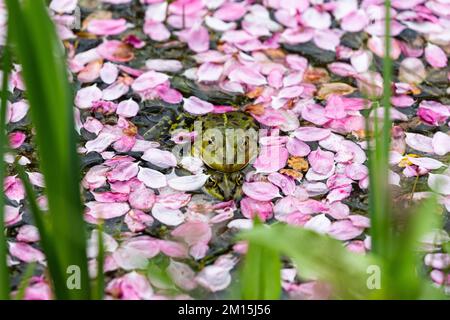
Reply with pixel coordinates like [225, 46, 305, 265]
[9, 100, 29, 123]
[132, 71, 169, 92]
[286, 137, 311, 157]
[328, 220, 364, 241]
[428, 173, 450, 196]
[240, 197, 273, 221]
[367, 36, 401, 60]
[106, 161, 139, 182]
[116, 99, 139, 118]
[253, 145, 289, 173]
[144, 21, 170, 42]
[405, 133, 434, 153]
[197, 63, 224, 82]
[102, 82, 129, 100]
[16, 225, 40, 243]
[75, 85, 102, 109]
[86, 201, 130, 219]
[214, 2, 246, 21]
[242, 181, 281, 201]
[327, 62, 356, 77]
[294, 127, 331, 142]
[125, 210, 154, 232]
[399, 58, 426, 84]
[9, 242, 45, 263]
[268, 172, 296, 196]
[158, 240, 189, 258]
[100, 62, 119, 84]
[152, 202, 185, 226]
[129, 185, 156, 211]
[137, 167, 167, 189]
[391, 95, 414, 108]
[167, 260, 197, 291]
[345, 163, 368, 181]
[183, 96, 214, 115]
[304, 214, 331, 234]
[341, 10, 369, 32]
[328, 202, 350, 220]
[313, 30, 340, 51]
[302, 7, 331, 30]
[167, 174, 209, 191]
[308, 148, 335, 175]
[432, 132, 450, 156]
[424, 253, 450, 270]
[182, 25, 210, 53]
[87, 18, 128, 36]
[50, 0, 77, 13]
[156, 193, 191, 210]
[106, 271, 153, 300]
[425, 43, 448, 68]
[350, 50, 372, 73]
[4, 205, 22, 227]
[228, 66, 267, 86]
[142, 148, 177, 168]
[146, 59, 183, 73]
[408, 157, 444, 170]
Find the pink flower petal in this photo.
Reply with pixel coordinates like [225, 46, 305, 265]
[183, 96, 214, 115]
[341, 10, 369, 32]
[286, 137, 311, 157]
[86, 201, 130, 220]
[152, 203, 185, 226]
[408, 157, 444, 170]
[144, 21, 170, 42]
[308, 148, 335, 175]
[9, 242, 45, 263]
[242, 181, 281, 201]
[132, 70, 169, 92]
[328, 220, 364, 241]
[116, 99, 139, 118]
[142, 148, 177, 168]
[228, 66, 267, 86]
[137, 167, 167, 189]
[345, 163, 368, 181]
[197, 62, 224, 82]
[75, 85, 102, 109]
[129, 185, 156, 211]
[425, 43, 448, 68]
[294, 127, 331, 142]
[167, 174, 209, 191]
[87, 18, 128, 36]
[428, 174, 450, 196]
[417, 100, 450, 126]
[405, 133, 434, 153]
[100, 62, 119, 84]
[253, 145, 289, 173]
[240, 197, 273, 221]
[432, 132, 450, 156]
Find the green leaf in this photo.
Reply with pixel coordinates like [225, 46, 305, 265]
[241, 239, 281, 300]
[94, 223, 105, 300]
[5, 0, 90, 299]
[147, 255, 177, 291]
[240, 224, 375, 299]
[0, 31, 12, 300]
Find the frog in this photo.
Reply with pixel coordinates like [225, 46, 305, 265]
[139, 102, 259, 201]
[192, 112, 259, 201]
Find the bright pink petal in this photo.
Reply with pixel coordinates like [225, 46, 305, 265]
[242, 181, 281, 201]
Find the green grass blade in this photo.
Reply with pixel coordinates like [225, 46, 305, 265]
[5, 0, 90, 299]
[368, 0, 393, 258]
[388, 197, 442, 299]
[0, 34, 12, 300]
[240, 224, 375, 299]
[95, 223, 105, 300]
[15, 163, 64, 297]
[14, 262, 36, 300]
[241, 240, 281, 300]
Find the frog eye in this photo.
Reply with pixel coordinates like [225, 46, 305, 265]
[206, 176, 218, 187]
[233, 173, 244, 185]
